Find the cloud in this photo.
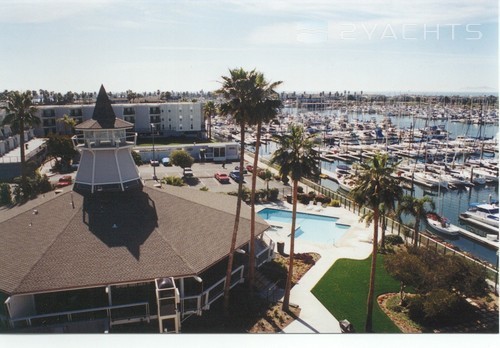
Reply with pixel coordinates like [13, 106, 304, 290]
[221, 0, 497, 24]
[0, 0, 117, 24]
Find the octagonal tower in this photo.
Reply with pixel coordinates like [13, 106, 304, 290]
[72, 85, 143, 194]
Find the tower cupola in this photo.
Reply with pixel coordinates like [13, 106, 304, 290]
[72, 85, 143, 194]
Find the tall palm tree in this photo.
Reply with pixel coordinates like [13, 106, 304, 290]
[203, 100, 217, 140]
[349, 152, 402, 332]
[217, 67, 262, 314]
[1, 90, 40, 183]
[270, 124, 319, 312]
[246, 73, 282, 292]
[397, 195, 435, 247]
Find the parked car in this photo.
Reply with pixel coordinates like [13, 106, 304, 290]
[246, 165, 254, 173]
[229, 170, 244, 183]
[183, 167, 194, 178]
[161, 157, 170, 166]
[214, 172, 230, 184]
[150, 159, 160, 167]
[234, 166, 248, 174]
[56, 175, 73, 188]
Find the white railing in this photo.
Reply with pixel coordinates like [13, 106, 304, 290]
[71, 133, 137, 149]
[8, 301, 150, 330]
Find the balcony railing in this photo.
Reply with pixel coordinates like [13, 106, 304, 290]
[7, 301, 150, 330]
[72, 133, 137, 149]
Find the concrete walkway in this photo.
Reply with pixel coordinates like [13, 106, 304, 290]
[256, 201, 374, 333]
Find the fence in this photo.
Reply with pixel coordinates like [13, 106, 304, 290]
[256, 154, 498, 281]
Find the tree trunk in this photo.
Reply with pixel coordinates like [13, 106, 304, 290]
[399, 281, 407, 306]
[208, 113, 212, 140]
[282, 179, 298, 313]
[365, 207, 379, 332]
[413, 220, 420, 247]
[19, 117, 26, 182]
[223, 124, 245, 316]
[248, 123, 262, 293]
[380, 213, 386, 250]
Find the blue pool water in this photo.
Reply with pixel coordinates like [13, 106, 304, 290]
[258, 208, 350, 245]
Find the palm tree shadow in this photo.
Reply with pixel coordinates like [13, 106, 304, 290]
[82, 191, 158, 259]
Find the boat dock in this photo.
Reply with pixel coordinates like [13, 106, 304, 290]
[458, 213, 499, 235]
[455, 225, 499, 250]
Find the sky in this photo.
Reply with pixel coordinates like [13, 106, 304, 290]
[0, 0, 498, 95]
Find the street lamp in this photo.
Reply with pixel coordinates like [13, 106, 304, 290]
[151, 123, 157, 181]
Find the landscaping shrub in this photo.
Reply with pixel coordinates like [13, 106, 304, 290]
[162, 175, 185, 186]
[385, 234, 404, 246]
[268, 188, 279, 201]
[315, 194, 331, 205]
[408, 289, 474, 328]
[0, 183, 12, 206]
[295, 253, 316, 265]
[329, 199, 341, 207]
[298, 193, 310, 205]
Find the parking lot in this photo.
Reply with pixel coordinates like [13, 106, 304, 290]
[140, 157, 291, 195]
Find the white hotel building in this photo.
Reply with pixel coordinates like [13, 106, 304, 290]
[34, 101, 206, 139]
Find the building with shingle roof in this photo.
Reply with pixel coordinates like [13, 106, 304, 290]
[0, 86, 274, 334]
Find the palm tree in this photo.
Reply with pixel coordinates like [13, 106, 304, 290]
[57, 114, 77, 135]
[270, 124, 319, 312]
[349, 152, 402, 332]
[216, 67, 263, 314]
[397, 195, 435, 247]
[203, 100, 217, 140]
[1, 90, 40, 184]
[246, 73, 282, 292]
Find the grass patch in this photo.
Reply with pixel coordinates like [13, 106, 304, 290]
[311, 254, 401, 333]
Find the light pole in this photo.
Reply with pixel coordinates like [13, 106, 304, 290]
[151, 123, 157, 181]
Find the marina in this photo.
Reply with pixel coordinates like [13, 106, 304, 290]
[214, 105, 499, 265]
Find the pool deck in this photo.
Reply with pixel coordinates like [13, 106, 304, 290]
[256, 201, 375, 333]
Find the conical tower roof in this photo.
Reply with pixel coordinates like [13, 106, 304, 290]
[75, 85, 133, 130]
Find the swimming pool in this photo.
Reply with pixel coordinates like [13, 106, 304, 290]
[257, 208, 350, 245]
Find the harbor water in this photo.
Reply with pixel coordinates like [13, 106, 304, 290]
[255, 111, 498, 265]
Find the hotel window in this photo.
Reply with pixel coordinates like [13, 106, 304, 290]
[149, 107, 160, 114]
[42, 109, 55, 117]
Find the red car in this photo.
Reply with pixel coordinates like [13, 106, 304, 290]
[214, 172, 230, 184]
[56, 175, 73, 188]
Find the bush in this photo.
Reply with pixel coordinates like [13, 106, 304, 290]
[297, 186, 304, 194]
[200, 186, 209, 191]
[295, 253, 316, 265]
[329, 199, 341, 207]
[228, 186, 251, 201]
[298, 193, 310, 205]
[0, 183, 12, 206]
[385, 234, 404, 246]
[162, 175, 185, 186]
[268, 188, 279, 201]
[408, 290, 473, 328]
[315, 193, 331, 205]
[258, 260, 287, 284]
[132, 151, 143, 166]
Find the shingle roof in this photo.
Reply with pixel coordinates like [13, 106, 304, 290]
[0, 186, 269, 295]
[75, 84, 133, 130]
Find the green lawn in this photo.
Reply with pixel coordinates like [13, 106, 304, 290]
[311, 254, 402, 333]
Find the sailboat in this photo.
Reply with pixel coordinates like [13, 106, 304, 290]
[425, 174, 460, 236]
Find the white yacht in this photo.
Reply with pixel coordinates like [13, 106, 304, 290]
[461, 203, 499, 228]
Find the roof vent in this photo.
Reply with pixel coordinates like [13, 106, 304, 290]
[112, 223, 118, 229]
